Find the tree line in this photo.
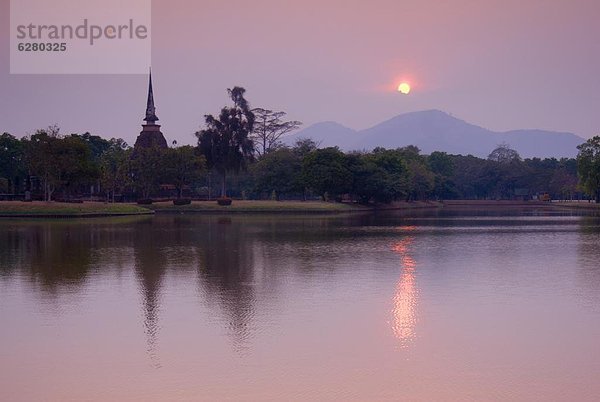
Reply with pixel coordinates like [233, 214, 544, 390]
[1, 87, 599, 203]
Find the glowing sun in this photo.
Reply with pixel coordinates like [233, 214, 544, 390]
[398, 82, 411, 95]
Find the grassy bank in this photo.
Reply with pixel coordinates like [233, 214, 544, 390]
[147, 200, 372, 214]
[0, 199, 450, 218]
[442, 200, 551, 208]
[0, 201, 154, 217]
[4, 199, 594, 218]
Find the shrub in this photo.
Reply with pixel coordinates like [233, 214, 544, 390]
[173, 198, 192, 206]
[217, 197, 232, 206]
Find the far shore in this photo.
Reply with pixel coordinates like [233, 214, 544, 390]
[0, 199, 598, 218]
[442, 200, 600, 210]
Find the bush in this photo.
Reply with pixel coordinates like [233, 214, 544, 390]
[173, 198, 192, 206]
[58, 199, 84, 204]
[137, 199, 153, 205]
[217, 197, 232, 206]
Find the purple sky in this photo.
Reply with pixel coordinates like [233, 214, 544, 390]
[1, 0, 599, 146]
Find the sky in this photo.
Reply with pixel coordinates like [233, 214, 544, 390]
[1, 0, 599, 146]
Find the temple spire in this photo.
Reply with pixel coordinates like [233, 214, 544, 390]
[144, 68, 159, 124]
[135, 67, 168, 150]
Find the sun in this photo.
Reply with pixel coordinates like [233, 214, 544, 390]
[398, 82, 411, 95]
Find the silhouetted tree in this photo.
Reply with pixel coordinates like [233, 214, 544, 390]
[164, 145, 205, 199]
[293, 138, 319, 157]
[577, 136, 600, 202]
[0, 132, 26, 193]
[100, 138, 131, 202]
[488, 143, 521, 164]
[428, 151, 456, 199]
[196, 87, 255, 198]
[394, 146, 434, 200]
[302, 147, 352, 200]
[352, 148, 409, 203]
[74, 132, 112, 161]
[25, 126, 97, 201]
[407, 160, 434, 200]
[131, 146, 166, 200]
[251, 108, 301, 157]
[252, 148, 303, 199]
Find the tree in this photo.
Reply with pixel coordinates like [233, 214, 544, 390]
[196, 87, 255, 198]
[24, 126, 60, 201]
[252, 148, 303, 199]
[486, 143, 528, 199]
[59, 135, 99, 196]
[130, 145, 166, 200]
[251, 108, 301, 157]
[549, 167, 578, 200]
[0, 133, 26, 193]
[577, 136, 600, 203]
[394, 146, 434, 200]
[407, 160, 435, 200]
[25, 126, 96, 201]
[291, 138, 319, 200]
[164, 145, 205, 199]
[488, 143, 521, 164]
[352, 149, 409, 204]
[293, 138, 319, 158]
[100, 138, 131, 202]
[302, 147, 352, 200]
[428, 151, 456, 199]
[74, 132, 112, 161]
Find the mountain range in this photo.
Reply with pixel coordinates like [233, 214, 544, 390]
[284, 110, 584, 158]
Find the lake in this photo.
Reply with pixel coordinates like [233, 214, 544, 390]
[1, 209, 600, 401]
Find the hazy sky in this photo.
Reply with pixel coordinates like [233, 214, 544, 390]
[1, 0, 599, 146]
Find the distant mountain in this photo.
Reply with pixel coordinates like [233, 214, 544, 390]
[288, 121, 358, 148]
[284, 110, 584, 158]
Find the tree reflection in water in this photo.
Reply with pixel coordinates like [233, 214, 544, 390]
[577, 219, 600, 309]
[195, 217, 257, 354]
[130, 215, 261, 356]
[390, 228, 419, 348]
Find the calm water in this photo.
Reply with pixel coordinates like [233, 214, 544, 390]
[1, 210, 600, 401]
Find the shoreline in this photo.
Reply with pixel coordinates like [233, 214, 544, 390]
[0, 199, 598, 218]
[147, 200, 372, 214]
[147, 200, 443, 215]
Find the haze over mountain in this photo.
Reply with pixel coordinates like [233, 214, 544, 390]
[285, 110, 585, 159]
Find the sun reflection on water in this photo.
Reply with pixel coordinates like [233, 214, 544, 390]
[391, 231, 419, 348]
